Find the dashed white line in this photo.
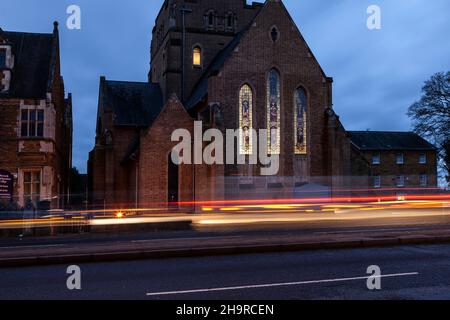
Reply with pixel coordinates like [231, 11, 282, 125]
[146, 272, 419, 296]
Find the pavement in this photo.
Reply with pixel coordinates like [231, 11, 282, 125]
[2, 243, 450, 299]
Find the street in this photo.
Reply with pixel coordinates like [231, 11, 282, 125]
[1, 243, 450, 300]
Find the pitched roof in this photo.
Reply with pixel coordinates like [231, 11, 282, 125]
[102, 80, 164, 127]
[348, 131, 437, 151]
[1, 30, 55, 98]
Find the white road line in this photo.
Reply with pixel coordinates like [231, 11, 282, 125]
[0, 244, 65, 250]
[132, 236, 243, 243]
[315, 227, 425, 235]
[146, 272, 419, 296]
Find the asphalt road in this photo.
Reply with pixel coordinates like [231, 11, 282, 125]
[1, 243, 450, 300]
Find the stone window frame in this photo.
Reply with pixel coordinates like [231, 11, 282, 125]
[373, 174, 381, 188]
[270, 25, 280, 43]
[396, 153, 405, 165]
[396, 175, 406, 188]
[20, 107, 45, 138]
[372, 153, 381, 165]
[238, 83, 254, 156]
[293, 85, 309, 155]
[21, 169, 42, 208]
[419, 173, 428, 187]
[419, 153, 427, 164]
[266, 68, 282, 155]
[225, 11, 236, 32]
[0, 48, 6, 68]
[192, 44, 203, 68]
[204, 10, 217, 30]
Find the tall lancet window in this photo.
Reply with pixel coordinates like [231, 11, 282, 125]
[294, 87, 308, 154]
[267, 69, 281, 154]
[239, 84, 253, 155]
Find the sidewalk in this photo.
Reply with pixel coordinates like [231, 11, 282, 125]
[2, 227, 450, 267]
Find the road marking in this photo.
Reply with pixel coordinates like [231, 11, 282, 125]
[132, 236, 243, 243]
[146, 272, 419, 296]
[0, 244, 65, 250]
[315, 227, 425, 235]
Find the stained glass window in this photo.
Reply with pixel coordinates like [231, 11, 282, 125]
[239, 84, 253, 155]
[294, 87, 307, 154]
[267, 69, 281, 154]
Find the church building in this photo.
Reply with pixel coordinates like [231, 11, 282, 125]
[88, 0, 437, 210]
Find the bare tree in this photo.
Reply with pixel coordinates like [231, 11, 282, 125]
[408, 71, 450, 185]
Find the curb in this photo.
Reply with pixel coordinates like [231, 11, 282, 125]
[2, 234, 450, 268]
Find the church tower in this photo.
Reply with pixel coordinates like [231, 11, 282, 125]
[149, 0, 263, 103]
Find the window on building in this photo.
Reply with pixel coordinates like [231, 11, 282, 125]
[193, 46, 201, 67]
[396, 153, 404, 165]
[267, 69, 281, 154]
[23, 171, 41, 208]
[21, 109, 44, 138]
[206, 11, 215, 29]
[419, 153, 427, 164]
[373, 175, 381, 188]
[0, 50, 6, 68]
[270, 26, 279, 42]
[396, 175, 405, 187]
[420, 174, 428, 187]
[226, 13, 234, 30]
[372, 153, 381, 165]
[239, 84, 253, 155]
[294, 87, 307, 154]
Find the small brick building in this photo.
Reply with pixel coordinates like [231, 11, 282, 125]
[0, 22, 73, 209]
[88, 0, 437, 210]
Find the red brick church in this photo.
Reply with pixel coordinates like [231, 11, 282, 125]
[88, 0, 437, 210]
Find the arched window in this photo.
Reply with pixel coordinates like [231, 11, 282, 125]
[225, 12, 235, 31]
[205, 10, 216, 30]
[193, 46, 201, 66]
[267, 69, 281, 154]
[239, 84, 253, 155]
[294, 87, 308, 154]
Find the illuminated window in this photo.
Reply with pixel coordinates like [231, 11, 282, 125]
[239, 84, 253, 155]
[294, 87, 307, 154]
[267, 69, 281, 154]
[21, 109, 44, 138]
[193, 46, 201, 66]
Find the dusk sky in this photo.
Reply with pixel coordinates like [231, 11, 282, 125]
[1, 0, 449, 173]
